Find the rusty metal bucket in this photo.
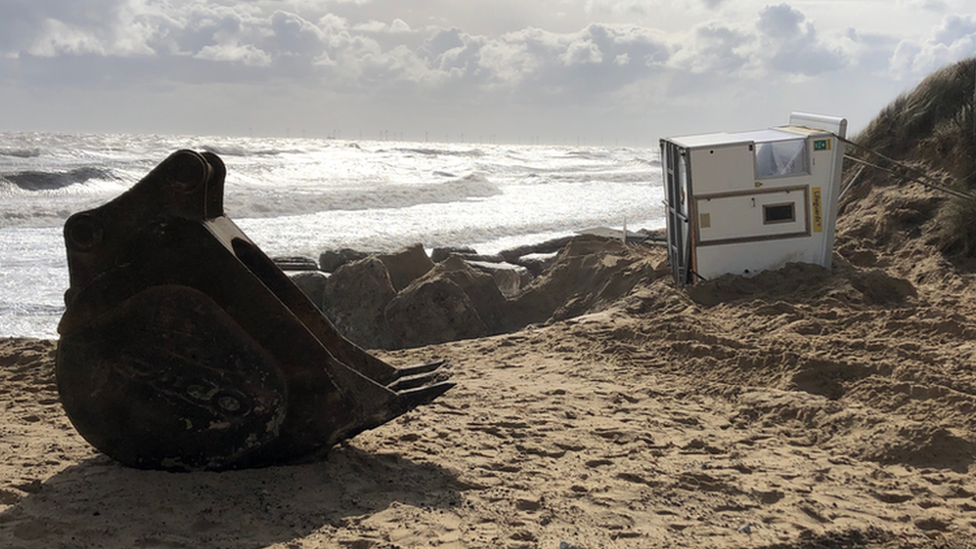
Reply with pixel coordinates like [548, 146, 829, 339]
[55, 150, 453, 471]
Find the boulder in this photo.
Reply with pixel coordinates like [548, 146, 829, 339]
[431, 245, 477, 263]
[509, 235, 657, 327]
[512, 252, 558, 277]
[319, 248, 368, 273]
[377, 243, 435, 292]
[273, 256, 319, 271]
[431, 256, 511, 333]
[466, 260, 532, 298]
[287, 270, 329, 311]
[385, 278, 488, 349]
[497, 236, 574, 264]
[322, 257, 397, 349]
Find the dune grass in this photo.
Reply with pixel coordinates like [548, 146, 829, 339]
[852, 57, 976, 255]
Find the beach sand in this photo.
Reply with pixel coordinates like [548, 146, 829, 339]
[2, 176, 976, 548]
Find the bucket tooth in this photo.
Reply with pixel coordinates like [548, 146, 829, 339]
[394, 381, 456, 413]
[388, 370, 450, 392]
[391, 359, 448, 380]
[55, 150, 454, 471]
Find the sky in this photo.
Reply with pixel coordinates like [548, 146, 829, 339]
[0, 0, 974, 145]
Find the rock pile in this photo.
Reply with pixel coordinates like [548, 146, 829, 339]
[285, 235, 664, 349]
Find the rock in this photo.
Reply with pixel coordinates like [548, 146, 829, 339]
[377, 243, 435, 292]
[464, 253, 506, 263]
[287, 271, 329, 311]
[384, 256, 514, 348]
[272, 256, 319, 271]
[319, 248, 368, 273]
[466, 260, 532, 298]
[385, 277, 488, 348]
[497, 236, 575, 264]
[431, 246, 477, 263]
[509, 234, 656, 327]
[322, 257, 397, 349]
[428, 256, 511, 333]
[512, 252, 558, 277]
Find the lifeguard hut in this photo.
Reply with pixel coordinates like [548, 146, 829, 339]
[660, 112, 847, 285]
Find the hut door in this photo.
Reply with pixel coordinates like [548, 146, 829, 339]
[662, 141, 693, 285]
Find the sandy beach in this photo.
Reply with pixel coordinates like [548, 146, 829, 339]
[2, 165, 976, 549]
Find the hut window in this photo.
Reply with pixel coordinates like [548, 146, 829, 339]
[763, 203, 795, 224]
[755, 139, 808, 178]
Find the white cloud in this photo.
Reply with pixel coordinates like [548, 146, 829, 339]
[584, 0, 651, 17]
[561, 38, 603, 65]
[268, 11, 327, 57]
[890, 13, 976, 78]
[195, 43, 272, 66]
[756, 3, 848, 77]
[354, 18, 411, 34]
[898, 0, 949, 12]
[668, 22, 753, 75]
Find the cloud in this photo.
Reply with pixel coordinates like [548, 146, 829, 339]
[354, 18, 412, 34]
[268, 11, 327, 57]
[561, 37, 604, 65]
[584, 0, 651, 17]
[890, 13, 976, 78]
[483, 23, 671, 101]
[1, 0, 163, 58]
[756, 3, 847, 77]
[899, 0, 949, 12]
[667, 4, 855, 80]
[195, 43, 272, 67]
[668, 22, 753, 75]
[0, 0, 957, 127]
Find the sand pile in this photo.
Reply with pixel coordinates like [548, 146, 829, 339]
[3, 61, 976, 548]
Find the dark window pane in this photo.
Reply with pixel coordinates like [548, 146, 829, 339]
[764, 203, 795, 224]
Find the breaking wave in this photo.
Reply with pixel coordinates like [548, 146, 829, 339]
[227, 173, 503, 218]
[2, 167, 118, 191]
[393, 147, 486, 158]
[0, 148, 42, 158]
[199, 144, 303, 157]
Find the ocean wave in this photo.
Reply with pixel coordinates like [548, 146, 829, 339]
[0, 207, 79, 227]
[200, 144, 306, 157]
[393, 147, 485, 158]
[228, 173, 502, 218]
[0, 148, 42, 158]
[560, 149, 612, 160]
[2, 167, 118, 191]
[0, 301, 65, 316]
[634, 157, 661, 167]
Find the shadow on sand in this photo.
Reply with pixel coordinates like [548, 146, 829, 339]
[0, 444, 467, 548]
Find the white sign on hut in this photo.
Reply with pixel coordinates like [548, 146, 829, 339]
[660, 112, 848, 285]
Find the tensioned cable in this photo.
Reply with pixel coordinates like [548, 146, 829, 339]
[834, 133, 976, 203]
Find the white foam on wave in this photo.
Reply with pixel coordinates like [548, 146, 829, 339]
[226, 173, 502, 218]
[237, 179, 664, 258]
[0, 226, 67, 339]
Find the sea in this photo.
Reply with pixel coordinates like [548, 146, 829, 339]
[0, 132, 665, 340]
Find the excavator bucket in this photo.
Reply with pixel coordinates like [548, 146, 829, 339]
[55, 150, 453, 471]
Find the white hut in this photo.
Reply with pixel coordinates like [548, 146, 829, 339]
[660, 112, 848, 285]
